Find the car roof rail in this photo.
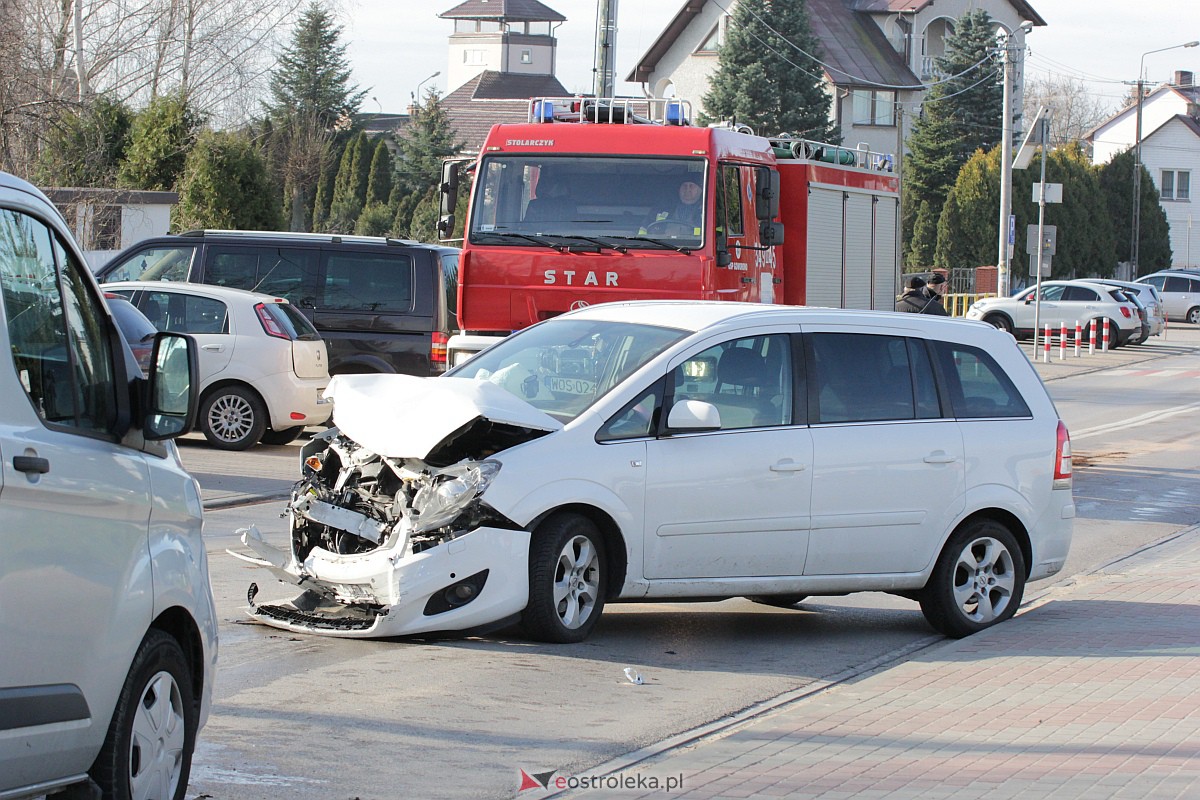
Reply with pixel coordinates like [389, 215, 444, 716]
[172, 229, 421, 247]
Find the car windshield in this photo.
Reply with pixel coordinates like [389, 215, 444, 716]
[446, 318, 688, 421]
[469, 155, 707, 249]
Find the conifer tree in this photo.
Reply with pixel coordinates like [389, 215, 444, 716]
[903, 9, 1002, 263]
[701, 0, 838, 140]
[175, 130, 281, 231]
[393, 89, 462, 198]
[117, 93, 204, 190]
[366, 138, 393, 206]
[267, 2, 366, 128]
[1098, 150, 1172, 273]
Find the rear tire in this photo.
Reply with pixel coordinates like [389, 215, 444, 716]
[199, 385, 266, 450]
[89, 630, 197, 800]
[260, 426, 305, 446]
[1187, 307, 1200, 325]
[522, 513, 606, 643]
[919, 519, 1026, 639]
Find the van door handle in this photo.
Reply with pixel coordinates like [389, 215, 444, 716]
[201, 344, 224, 352]
[770, 460, 807, 472]
[13, 456, 50, 475]
[923, 452, 957, 464]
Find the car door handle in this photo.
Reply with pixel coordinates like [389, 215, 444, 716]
[201, 344, 225, 352]
[769, 460, 807, 472]
[923, 452, 957, 464]
[13, 456, 50, 475]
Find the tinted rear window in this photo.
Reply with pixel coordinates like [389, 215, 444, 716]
[268, 302, 321, 340]
[206, 246, 319, 304]
[933, 342, 1030, 419]
[323, 252, 413, 312]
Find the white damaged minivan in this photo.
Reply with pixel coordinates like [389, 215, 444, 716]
[233, 302, 1073, 643]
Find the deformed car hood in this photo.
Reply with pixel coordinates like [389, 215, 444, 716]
[326, 374, 562, 461]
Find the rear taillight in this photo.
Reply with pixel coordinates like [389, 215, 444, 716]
[255, 302, 289, 340]
[431, 331, 448, 364]
[1053, 420, 1072, 489]
[1120, 306, 1132, 318]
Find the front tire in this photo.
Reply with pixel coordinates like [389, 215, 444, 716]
[1187, 306, 1200, 325]
[199, 385, 266, 450]
[982, 313, 1012, 333]
[919, 519, 1026, 638]
[522, 513, 606, 643]
[89, 630, 197, 800]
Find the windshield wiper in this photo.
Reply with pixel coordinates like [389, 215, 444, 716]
[605, 235, 692, 254]
[556, 234, 628, 253]
[474, 231, 571, 251]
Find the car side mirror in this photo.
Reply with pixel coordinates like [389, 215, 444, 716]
[667, 399, 721, 432]
[143, 332, 199, 440]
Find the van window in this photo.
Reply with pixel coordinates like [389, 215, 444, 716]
[933, 342, 1031, 419]
[808, 333, 923, 423]
[105, 244, 195, 282]
[323, 252, 413, 312]
[0, 210, 118, 432]
[441, 252, 459, 329]
[1163, 275, 1195, 293]
[205, 246, 318, 304]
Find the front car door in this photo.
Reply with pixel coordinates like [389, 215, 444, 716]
[803, 327, 965, 576]
[0, 206, 152, 789]
[642, 331, 813, 580]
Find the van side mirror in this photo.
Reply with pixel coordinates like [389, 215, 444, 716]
[759, 220, 785, 246]
[144, 332, 199, 440]
[755, 167, 781, 220]
[715, 229, 731, 267]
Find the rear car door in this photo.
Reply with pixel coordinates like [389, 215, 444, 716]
[133, 288, 234, 384]
[0, 207, 153, 788]
[802, 327, 964, 575]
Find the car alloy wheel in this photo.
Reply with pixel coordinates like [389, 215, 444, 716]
[200, 385, 266, 450]
[919, 520, 1026, 638]
[523, 513, 606, 643]
[1188, 306, 1200, 325]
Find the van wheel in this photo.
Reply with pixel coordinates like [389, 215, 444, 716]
[522, 514, 605, 643]
[199, 385, 266, 450]
[261, 426, 305, 446]
[1187, 307, 1200, 325]
[746, 594, 808, 608]
[982, 313, 1012, 333]
[89, 630, 197, 800]
[919, 519, 1026, 638]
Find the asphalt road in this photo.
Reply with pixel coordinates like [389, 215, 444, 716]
[183, 328, 1200, 800]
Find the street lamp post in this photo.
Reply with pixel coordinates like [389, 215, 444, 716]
[1131, 41, 1198, 276]
[413, 71, 442, 107]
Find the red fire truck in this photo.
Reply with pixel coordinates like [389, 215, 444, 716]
[440, 97, 900, 363]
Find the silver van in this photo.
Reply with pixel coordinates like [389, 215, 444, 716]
[0, 172, 216, 800]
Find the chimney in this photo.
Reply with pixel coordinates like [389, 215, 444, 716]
[1175, 70, 1194, 88]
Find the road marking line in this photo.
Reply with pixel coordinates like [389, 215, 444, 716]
[1071, 400, 1200, 440]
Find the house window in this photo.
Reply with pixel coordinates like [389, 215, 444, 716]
[696, 24, 721, 53]
[463, 49, 486, 65]
[520, 49, 532, 64]
[1162, 169, 1190, 201]
[852, 90, 896, 126]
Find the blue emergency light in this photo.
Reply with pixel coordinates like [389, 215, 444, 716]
[665, 101, 687, 126]
[533, 100, 555, 123]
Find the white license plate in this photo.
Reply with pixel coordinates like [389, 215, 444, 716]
[547, 376, 596, 395]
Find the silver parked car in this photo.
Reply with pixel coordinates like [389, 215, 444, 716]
[1135, 270, 1200, 324]
[1090, 279, 1164, 343]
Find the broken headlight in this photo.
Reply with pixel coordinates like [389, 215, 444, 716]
[410, 460, 501, 533]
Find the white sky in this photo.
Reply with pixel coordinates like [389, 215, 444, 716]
[342, 0, 1199, 115]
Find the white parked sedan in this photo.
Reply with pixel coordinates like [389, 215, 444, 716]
[104, 281, 333, 449]
[232, 302, 1073, 642]
[965, 280, 1141, 347]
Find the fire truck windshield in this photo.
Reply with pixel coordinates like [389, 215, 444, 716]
[469, 155, 707, 249]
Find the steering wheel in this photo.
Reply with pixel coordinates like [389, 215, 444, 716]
[645, 219, 691, 236]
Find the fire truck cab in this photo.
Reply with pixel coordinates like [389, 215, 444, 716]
[442, 97, 899, 365]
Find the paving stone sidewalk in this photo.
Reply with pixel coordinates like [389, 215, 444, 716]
[564, 528, 1200, 799]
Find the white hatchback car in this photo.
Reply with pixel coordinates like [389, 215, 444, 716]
[232, 302, 1074, 643]
[0, 172, 216, 799]
[104, 281, 333, 449]
[965, 280, 1140, 347]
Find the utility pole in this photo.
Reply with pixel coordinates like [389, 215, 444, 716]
[593, 0, 619, 98]
[997, 22, 1031, 297]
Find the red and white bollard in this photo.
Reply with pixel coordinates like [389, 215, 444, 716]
[1102, 317, 1111, 352]
[1075, 320, 1082, 357]
[1059, 322, 1067, 360]
[1043, 324, 1051, 362]
[1089, 319, 1096, 355]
